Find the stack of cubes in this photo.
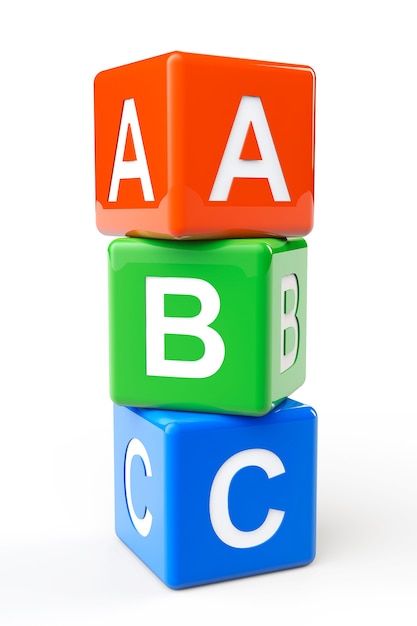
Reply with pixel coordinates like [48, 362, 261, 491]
[94, 51, 317, 589]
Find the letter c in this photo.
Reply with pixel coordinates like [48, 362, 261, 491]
[124, 438, 153, 537]
[209, 448, 285, 548]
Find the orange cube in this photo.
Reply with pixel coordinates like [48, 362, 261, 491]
[94, 51, 315, 239]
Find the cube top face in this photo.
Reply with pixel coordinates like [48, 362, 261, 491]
[114, 399, 317, 588]
[108, 237, 307, 416]
[95, 51, 315, 239]
[131, 397, 316, 432]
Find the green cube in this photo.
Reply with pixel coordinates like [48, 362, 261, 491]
[108, 237, 307, 416]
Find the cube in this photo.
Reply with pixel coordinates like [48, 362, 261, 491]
[114, 398, 317, 589]
[108, 237, 307, 416]
[95, 51, 315, 239]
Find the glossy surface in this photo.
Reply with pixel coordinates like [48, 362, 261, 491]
[108, 237, 307, 416]
[95, 51, 315, 239]
[114, 398, 317, 589]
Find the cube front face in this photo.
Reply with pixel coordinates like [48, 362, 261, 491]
[114, 399, 317, 589]
[95, 51, 315, 239]
[108, 237, 307, 416]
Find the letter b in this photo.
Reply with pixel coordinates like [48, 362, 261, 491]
[280, 273, 299, 373]
[146, 276, 225, 378]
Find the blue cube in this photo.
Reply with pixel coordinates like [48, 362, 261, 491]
[114, 398, 317, 589]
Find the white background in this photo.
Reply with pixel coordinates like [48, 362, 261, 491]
[1, 1, 416, 624]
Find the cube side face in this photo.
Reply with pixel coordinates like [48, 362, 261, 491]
[95, 51, 315, 239]
[271, 239, 308, 404]
[114, 404, 167, 581]
[108, 238, 273, 416]
[94, 54, 171, 236]
[116, 399, 317, 589]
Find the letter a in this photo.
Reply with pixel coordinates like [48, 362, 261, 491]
[209, 96, 290, 202]
[108, 98, 154, 202]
